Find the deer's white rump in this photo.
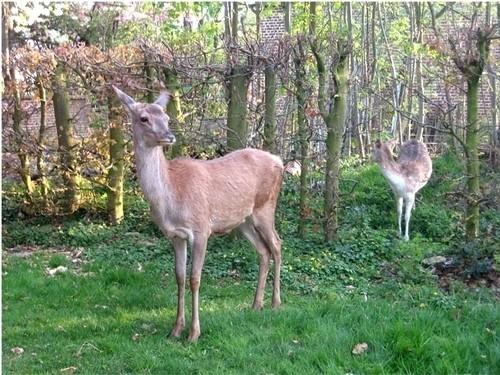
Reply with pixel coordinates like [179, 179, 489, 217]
[113, 86, 284, 342]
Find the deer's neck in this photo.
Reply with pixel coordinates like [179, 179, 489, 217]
[377, 150, 406, 191]
[134, 143, 170, 204]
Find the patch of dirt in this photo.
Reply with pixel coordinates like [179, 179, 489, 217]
[4, 245, 88, 274]
[6, 244, 74, 257]
[430, 259, 500, 297]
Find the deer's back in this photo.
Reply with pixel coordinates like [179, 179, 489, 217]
[167, 149, 283, 229]
[398, 140, 432, 191]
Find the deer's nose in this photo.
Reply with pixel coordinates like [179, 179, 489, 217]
[158, 131, 176, 145]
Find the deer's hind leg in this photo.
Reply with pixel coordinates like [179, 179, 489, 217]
[252, 206, 282, 309]
[239, 219, 271, 310]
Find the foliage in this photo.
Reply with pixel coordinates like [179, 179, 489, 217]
[3, 152, 499, 373]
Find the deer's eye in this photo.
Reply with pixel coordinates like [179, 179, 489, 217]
[140, 116, 149, 123]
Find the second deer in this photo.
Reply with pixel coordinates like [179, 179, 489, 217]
[113, 87, 283, 342]
[372, 139, 433, 241]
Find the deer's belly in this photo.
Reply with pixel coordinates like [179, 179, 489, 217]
[150, 206, 194, 243]
[209, 210, 251, 235]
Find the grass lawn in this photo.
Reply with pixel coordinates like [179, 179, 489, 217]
[3, 156, 499, 374]
[3, 251, 499, 375]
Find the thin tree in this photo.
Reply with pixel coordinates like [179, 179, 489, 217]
[52, 62, 81, 213]
[107, 87, 125, 224]
[292, 35, 310, 238]
[2, 3, 34, 199]
[432, 3, 499, 239]
[225, 2, 252, 151]
[310, 3, 351, 241]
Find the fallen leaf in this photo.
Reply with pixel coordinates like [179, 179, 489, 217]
[132, 333, 141, 341]
[73, 248, 84, 258]
[11, 347, 24, 355]
[422, 255, 447, 266]
[46, 266, 68, 276]
[352, 342, 368, 355]
[60, 366, 77, 373]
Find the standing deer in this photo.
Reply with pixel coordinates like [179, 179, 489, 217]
[113, 87, 283, 342]
[372, 139, 432, 241]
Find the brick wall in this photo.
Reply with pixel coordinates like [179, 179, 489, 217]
[3, 97, 93, 149]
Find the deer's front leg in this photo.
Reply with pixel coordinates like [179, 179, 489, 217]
[171, 237, 187, 338]
[188, 235, 208, 342]
[396, 196, 403, 238]
[403, 194, 415, 241]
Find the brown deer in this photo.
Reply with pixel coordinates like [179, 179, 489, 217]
[113, 87, 283, 342]
[372, 139, 432, 241]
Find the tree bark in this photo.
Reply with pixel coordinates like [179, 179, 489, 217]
[107, 91, 125, 224]
[263, 64, 277, 153]
[36, 77, 50, 209]
[163, 68, 184, 157]
[293, 37, 309, 239]
[144, 59, 154, 103]
[52, 63, 80, 213]
[465, 77, 480, 239]
[227, 65, 250, 151]
[346, 2, 359, 157]
[3, 3, 34, 199]
[378, 3, 403, 142]
[283, 2, 291, 34]
[414, 3, 425, 141]
[323, 51, 349, 242]
[451, 30, 491, 240]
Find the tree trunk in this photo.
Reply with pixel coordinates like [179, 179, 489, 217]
[487, 4, 498, 166]
[227, 65, 250, 151]
[346, 2, 361, 157]
[163, 68, 184, 157]
[324, 53, 349, 241]
[263, 64, 277, 153]
[414, 3, 425, 141]
[3, 3, 34, 199]
[378, 3, 402, 142]
[283, 2, 291, 34]
[144, 59, 154, 103]
[107, 92, 125, 224]
[460, 32, 490, 240]
[294, 39, 309, 239]
[465, 77, 480, 239]
[36, 77, 50, 209]
[52, 63, 80, 213]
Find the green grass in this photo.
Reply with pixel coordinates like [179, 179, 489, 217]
[3, 254, 499, 374]
[3, 154, 499, 374]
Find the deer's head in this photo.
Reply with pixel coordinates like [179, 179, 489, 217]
[113, 86, 176, 148]
[372, 139, 398, 162]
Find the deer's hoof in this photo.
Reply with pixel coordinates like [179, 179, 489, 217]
[252, 302, 264, 310]
[187, 330, 200, 343]
[171, 324, 184, 338]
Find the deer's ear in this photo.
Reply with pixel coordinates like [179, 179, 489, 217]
[154, 91, 170, 108]
[113, 86, 136, 110]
